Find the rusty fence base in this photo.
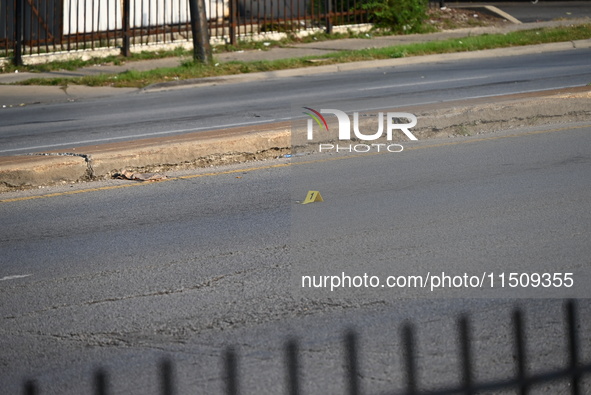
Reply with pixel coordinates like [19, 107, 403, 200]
[0, 23, 373, 67]
[2, 0, 444, 66]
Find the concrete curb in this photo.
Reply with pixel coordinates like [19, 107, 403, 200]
[0, 125, 291, 191]
[0, 154, 88, 189]
[86, 127, 291, 176]
[1, 86, 590, 191]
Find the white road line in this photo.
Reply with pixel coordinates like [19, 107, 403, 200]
[0, 117, 292, 154]
[0, 274, 32, 281]
[351, 84, 586, 114]
[358, 75, 491, 91]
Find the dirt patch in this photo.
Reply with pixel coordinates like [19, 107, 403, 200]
[426, 7, 510, 31]
[108, 147, 292, 176]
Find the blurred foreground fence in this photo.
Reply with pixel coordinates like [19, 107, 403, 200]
[22, 300, 591, 394]
[1, 0, 444, 65]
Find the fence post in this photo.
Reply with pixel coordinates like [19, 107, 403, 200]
[225, 347, 238, 395]
[13, 0, 23, 66]
[345, 330, 360, 395]
[160, 358, 174, 395]
[95, 369, 108, 395]
[188, 0, 213, 64]
[459, 316, 474, 395]
[286, 339, 300, 395]
[23, 380, 37, 395]
[403, 323, 418, 395]
[121, 0, 131, 56]
[566, 300, 580, 395]
[324, 0, 333, 34]
[513, 310, 529, 395]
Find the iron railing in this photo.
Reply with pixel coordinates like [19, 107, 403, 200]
[1, 0, 444, 65]
[20, 300, 591, 394]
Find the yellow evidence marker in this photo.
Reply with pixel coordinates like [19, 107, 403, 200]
[301, 191, 324, 204]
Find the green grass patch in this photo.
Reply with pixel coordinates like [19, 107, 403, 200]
[1, 46, 192, 74]
[10, 24, 591, 89]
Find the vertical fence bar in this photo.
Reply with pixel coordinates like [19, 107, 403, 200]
[95, 369, 108, 395]
[74, 0, 80, 50]
[316, 0, 321, 29]
[208, 0, 215, 40]
[2, 0, 7, 57]
[286, 339, 300, 395]
[284, 0, 288, 33]
[163, 0, 167, 43]
[289, 0, 294, 34]
[185, 0, 190, 44]
[186, 0, 190, 43]
[160, 358, 174, 395]
[23, 380, 37, 395]
[66, 0, 71, 51]
[43, 0, 48, 54]
[56, 0, 63, 51]
[115, 0, 119, 49]
[13, 0, 23, 65]
[27, 0, 34, 55]
[345, 330, 360, 395]
[155, 1, 165, 42]
[165, 0, 170, 44]
[121, 0, 130, 56]
[162, 0, 166, 43]
[149, 1, 158, 43]
[26, 0, 31, 54]
[324, 0, 332, 33]
[90, 0, 95, 49]
[95, 0, 100, 49]
[262, 0, 268, 35]
[173, 0, 178, 42]
[82, 0, 87, 50]
[403, 323, 418, 395]
[225, 347, 238, 395]
[459, 316, 474, 395]
[138, 0, 142, 45]
[566, 300, 580, 395]
[50, 0, 56, 52]
[1, 1, 3, 57]
[513, 309, 529, 395]
[104, 0, 109, 48]
[296, 0, 302, 30]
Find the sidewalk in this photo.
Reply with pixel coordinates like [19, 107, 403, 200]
[0, 17, 589, 107]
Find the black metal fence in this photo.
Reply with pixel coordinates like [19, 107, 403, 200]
[1, 0, 444, 65]
[21, 300, 591, 394]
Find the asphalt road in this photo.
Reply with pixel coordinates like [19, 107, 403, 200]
[1, 47, 590, 156]
[1, 121, 590, 393]
[454, 1, 591, 23]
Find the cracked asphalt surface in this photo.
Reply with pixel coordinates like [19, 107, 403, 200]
[1, 122, 590, 394]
